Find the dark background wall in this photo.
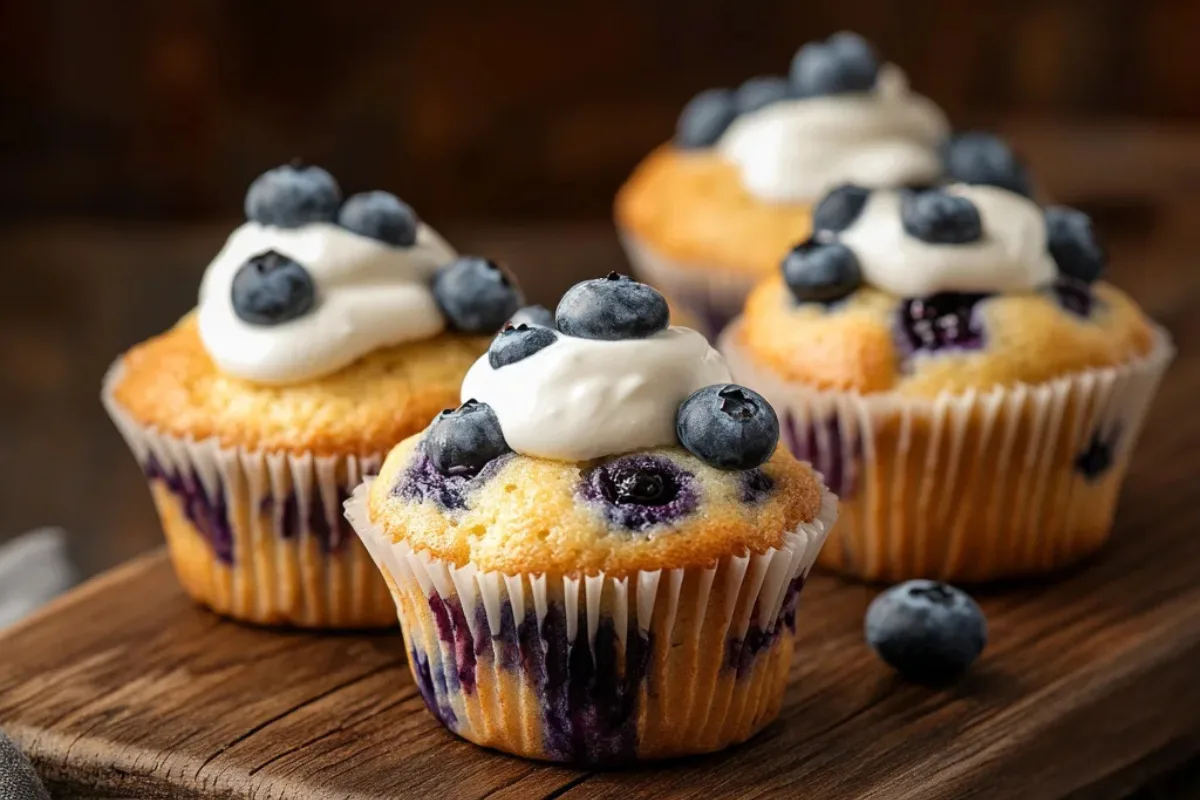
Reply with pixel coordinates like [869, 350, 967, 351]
[4, 0, 1199, 224]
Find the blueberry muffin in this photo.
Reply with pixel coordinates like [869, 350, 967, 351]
[346, 274, 836, 763]
[721, 182, 1172, 582]
[616, 31, 1031, 339]
[103, 164, 524, 627]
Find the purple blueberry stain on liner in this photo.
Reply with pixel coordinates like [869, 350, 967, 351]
[579, 455, 700, 532]
[781, 412, 859, 499]
[143, 457, 234, 565]
[1076, 427, 1120, 481]
[726, 575, 808, 677]
[410, 648, 459, 730]
[261, 484, 354, 553]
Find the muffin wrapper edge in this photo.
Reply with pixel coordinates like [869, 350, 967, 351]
[101, 360, 394, 627]
[720, 323, 1174, 582]
[344, 478, 837, 763]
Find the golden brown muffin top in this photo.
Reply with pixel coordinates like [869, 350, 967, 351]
[111, 315, 488, 456]
[366, 434, 826, 576]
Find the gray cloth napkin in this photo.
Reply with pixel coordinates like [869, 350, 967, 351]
[0, 528, 76, 630]
[0, 730, 49, 800]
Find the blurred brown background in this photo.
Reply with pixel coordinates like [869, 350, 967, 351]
[2, 0, 1200, 581]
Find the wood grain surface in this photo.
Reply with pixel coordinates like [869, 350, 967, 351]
[1, 210, 1199, 797]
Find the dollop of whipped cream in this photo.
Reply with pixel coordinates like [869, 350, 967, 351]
[197, 222, 455, 384]
[460, 327, 730, 462]
[717, 65, 948, 203]
[840, 183, 1057, 296]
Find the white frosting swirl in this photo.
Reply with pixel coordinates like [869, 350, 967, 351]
[460, 327, 731, 462]
[717, 65, 949, 203]
[197, 222, 456, 384]
[839, 183, 1056, 296]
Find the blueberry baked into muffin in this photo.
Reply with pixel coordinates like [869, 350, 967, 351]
[103, 163, 525, 627]
[346, 274, 836, 763]
[721, 182, 1172, 582]
[615, 30, 1030, 339]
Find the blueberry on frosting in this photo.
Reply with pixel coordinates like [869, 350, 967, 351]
[433, 257, 524, 334]
[675, 88, 738, 149]
[555, 272, 669, 341]
[1045, 206, 1105, 284]
[900, 190, 983, 244]
[338, 191, 419, 247]
[230, 250, 316, 326]
[427, 400, 511, 478]
[790, 31, 879, 98]
[940, 132, 1032, 198]
[782, 238, 862, 304]
[676, 385, 779, 471]
[509, 304, 555, 329]
[245, 163, 341, 228]
[735, 76, 792, 114]
[812, 184, 871, 233]
[488, 323, 558, 369]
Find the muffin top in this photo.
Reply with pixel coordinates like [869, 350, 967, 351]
[364, 273, 831, 575]
[730, 183, 1158, 397]
[195, 162, 523, 385]
[615, 31, 1029, 273]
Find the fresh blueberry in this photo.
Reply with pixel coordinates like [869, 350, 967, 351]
[244, 163, 341, 228]
[782, 238, 862, 304]
[735, 76, 791, 114]
[337, 191, 418, 246]
[940, 132, 1032, 197]
[426, 400, 510, 478]
[812, 184, 871, 232]
[230, 250, 316, 326]
[865, 580, 987, 686]
[790, 31, 879, 98]
[1045, 206, 1105, 284]
[555, 272, 669, 341]
[433, 257, 524, 334]
[901, 190, 984, 245]
[509, 304, 555, 328]
[581, 455, 699, 532]
[676, 384, 780, 471]
[675, 88, 738, 149]
[896, 293, 988, 353]
[488, 323, 558, 368]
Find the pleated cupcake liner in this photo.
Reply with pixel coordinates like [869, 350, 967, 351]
[618, 231, 762, 341]
[102, 361, 395, 628]
[345, 479, 836, 764]
[721, 324, 1174, 582]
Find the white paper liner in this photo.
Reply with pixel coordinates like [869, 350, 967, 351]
[720, 322, 1174, 582]
[619, 231, 762, 341]
[101, 360, 394, 627]
[344, 478, 837, 761]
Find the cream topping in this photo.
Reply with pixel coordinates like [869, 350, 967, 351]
[460, 327, 731, 461]
[717, 65, 949, 203]
[197, 221, 456, 384]
[839, 184, 1057, 296]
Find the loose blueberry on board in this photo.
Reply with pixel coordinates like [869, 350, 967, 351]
[901, 190, 984, 245]
[488, 323, 558, 368]
[865, 580, 987, 686]
[338, 191, 419, 246]
[675, 88, 739, 149]
[555, 273, 670, 341]
[939, 132, 1033, 197]
[790, 31, 879, 98]
[244, 163, 341, 228]
[782, 238, 863, 304]
[230, 250, 316, 326]
[812, 184, 871, 232]
[1045, 206, 1105, 284]
[509, 304, 556, 328]
[582, 455, 699, 532]
[735, 76, 792, 114]
[426, 400, 511, 478]
[677, 384, 780, 471]
[433, 257, 524, 334]
[896, 293, 988, 353]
